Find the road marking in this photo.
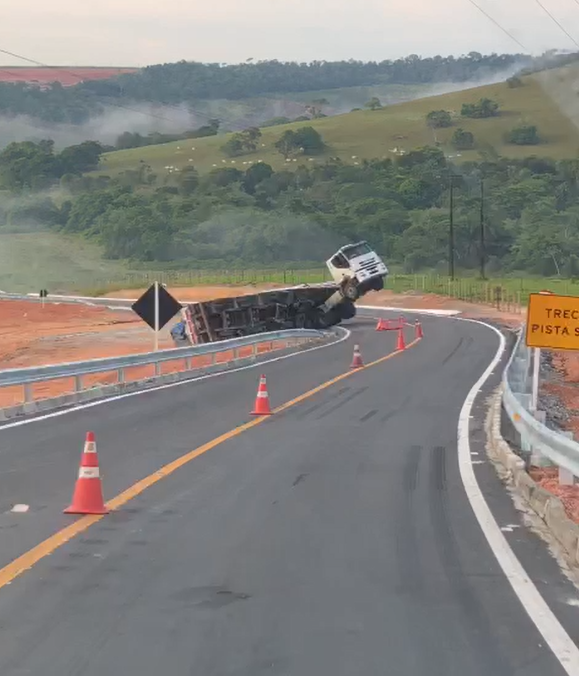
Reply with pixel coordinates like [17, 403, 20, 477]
[0, 328, 352, 432]
[457, 317, 579, 674]
[10, 504, 29, 513]
[0, 336, 420, 590]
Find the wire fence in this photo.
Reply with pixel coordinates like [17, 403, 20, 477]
[80, 269, 579, 309]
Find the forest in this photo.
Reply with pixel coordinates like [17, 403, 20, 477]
[0, 52, 535, 124]
[1, 137, 578, 277]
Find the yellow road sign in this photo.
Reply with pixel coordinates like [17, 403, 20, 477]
[526, 292, 579, 350]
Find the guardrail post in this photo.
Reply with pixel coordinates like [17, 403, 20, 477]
[529, 410, 552, 467]
[154, 362, 161, 377]
[23, 383, 33, 404]
[233, 348, 239, 361]
[118, 368, 125, 384]
[74, 375, 83, 393]
[185, 357, 192, 370]
[559, 431, 575, 485]
[252, 343, 258, 357]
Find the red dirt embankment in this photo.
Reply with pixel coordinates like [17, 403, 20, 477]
[0, 67, 137, 87]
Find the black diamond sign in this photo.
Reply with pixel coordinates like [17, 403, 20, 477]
[131, 283, 183, 331]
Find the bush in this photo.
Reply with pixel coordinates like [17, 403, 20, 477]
[451, 128, 475, 150]
[461, 98, 499, 119]
[426, 110, 452, 128]
[507, 76, 523, 88]
[506, 125, 540, 145]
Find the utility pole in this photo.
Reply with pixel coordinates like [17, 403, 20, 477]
[449, 175, 455, 280]
[479, 179, 486, 280]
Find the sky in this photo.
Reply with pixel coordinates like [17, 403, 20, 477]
[0, 0, 578, 66]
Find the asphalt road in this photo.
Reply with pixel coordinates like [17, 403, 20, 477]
[0, 312, 573, 675]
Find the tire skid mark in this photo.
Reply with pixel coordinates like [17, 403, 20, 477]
[429, 445, 511, 675]
[442, 337, 464, 366]
[380, 394, 412, 423]
[396, 445, 423, 594]
[293, 386, 350, 420]
[316, 386, 369, 420]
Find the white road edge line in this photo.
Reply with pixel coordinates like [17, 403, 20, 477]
[457, 316, 579, 675]
[0, 328, 351, 432]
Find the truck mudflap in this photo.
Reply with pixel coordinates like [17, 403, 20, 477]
[181, 285, 349, 345]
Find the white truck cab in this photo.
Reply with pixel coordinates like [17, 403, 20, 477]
[326, 241, 388, 300]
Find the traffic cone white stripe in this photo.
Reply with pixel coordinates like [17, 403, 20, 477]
[79, 467, 100, 479]
[84, 442, 96, 453]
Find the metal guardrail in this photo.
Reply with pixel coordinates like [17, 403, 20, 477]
[0, 329, 325, 403]
[502, 324, 579, 477]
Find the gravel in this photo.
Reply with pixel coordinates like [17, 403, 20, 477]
[539, 351, 571, 432]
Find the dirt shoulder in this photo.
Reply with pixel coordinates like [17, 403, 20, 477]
[0, 298, 172, 370]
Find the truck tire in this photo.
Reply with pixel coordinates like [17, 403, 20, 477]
[338, 301, 356, 321]
[342, 279, 359, 301]
[371, 277, 384, 291]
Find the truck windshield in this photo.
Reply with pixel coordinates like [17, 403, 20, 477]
[341, 242, 372, 260]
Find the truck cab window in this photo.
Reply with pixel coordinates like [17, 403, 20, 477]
[331, 254, 349, 269]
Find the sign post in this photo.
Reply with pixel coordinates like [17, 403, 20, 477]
[131, 283, 183, 351]
[154, 281, 160, 352]
[531, 347, 540, 412]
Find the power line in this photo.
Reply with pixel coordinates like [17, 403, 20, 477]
[464, 0, 528, 51]
[533, 0, 579, 49]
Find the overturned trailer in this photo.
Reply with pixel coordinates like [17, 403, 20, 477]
[175, 284, 356, 345]
[171, 240, 389, 346]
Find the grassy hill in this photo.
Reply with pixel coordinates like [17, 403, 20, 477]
[95, 63, 579, 178]
[0, 233, 127, 293]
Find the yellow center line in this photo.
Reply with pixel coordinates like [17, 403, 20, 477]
[0, 336, 421, 590]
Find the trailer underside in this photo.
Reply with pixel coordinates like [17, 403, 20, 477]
[181, 285, 355, 345]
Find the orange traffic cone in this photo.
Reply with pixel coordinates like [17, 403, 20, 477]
[64, 432, 109, 515]
[350, 344, 364, 369]
[376, 317, 386, 331]
[251, 374, 273, 415]
[396, 327, 406, 351]
[415, 321, 423, 339]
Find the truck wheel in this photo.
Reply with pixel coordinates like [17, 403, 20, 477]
[371, 277, 384, 291]
[338, 301, 356, 321]
[342, 279, 359, 301]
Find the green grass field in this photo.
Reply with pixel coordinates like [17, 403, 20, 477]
[94, 63, 579, 178]
[0, 233, 127, 293]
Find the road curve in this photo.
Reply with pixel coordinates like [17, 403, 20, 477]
[0, 312, 571, 675]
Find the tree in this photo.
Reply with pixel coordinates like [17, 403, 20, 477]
[243, 162, 274, 194]
[220, 127, 262, 157]
[365, 97, 382, 111]
[306, 99, 329, 118]
[426, 110, 452, 128]
[178, 166, 200, 196]
[451, 128, 475, 150]
[0, 140, 59, 191]
[507, 125, 540, 145]
[461, 98, 499, 118]
[274, 127, 325, 158]
[58, 141, 104, 175]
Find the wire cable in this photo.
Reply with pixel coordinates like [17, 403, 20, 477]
[464, 0, 528, 51]
[533, 0, 579, 49]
